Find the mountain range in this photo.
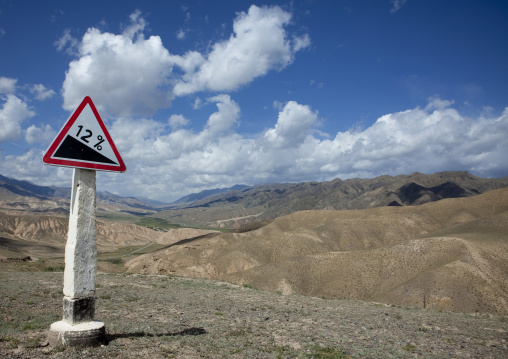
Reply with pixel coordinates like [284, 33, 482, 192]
[154, 171, 508, 228]
[1, 171, 507, 228]
[0, 173, 153, 215]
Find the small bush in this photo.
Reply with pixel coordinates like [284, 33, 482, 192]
[21, 322, 41, 331]
[403, 344, 417, 352]
[103, 258, 123, 265]
[24, 338, 40, 348]
[0, 337, 20, 349]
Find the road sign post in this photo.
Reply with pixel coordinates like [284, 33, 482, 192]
[43, 96, 125, 347]
[48, 168, 105, 346]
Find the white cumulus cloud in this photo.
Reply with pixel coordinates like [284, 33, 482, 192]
[2, 97, 508, 201]
[264, 101, 318, 148]
[0, 149, 72, 187]
[61, 6, 310, 118]
[30, 84, 55, 101]
[0, 77, 17, 94]
[25, 124, 56, 144]
[109, 97, 508, 200]
[62, 13, 175, 117]
[0, 94, 35, 143]
[176, 29, 186, 40]
[204, 95, 241, 134]
[55, 28, 79, 56]
[173, 5, 310, 95]
[168, 114, 189, 130]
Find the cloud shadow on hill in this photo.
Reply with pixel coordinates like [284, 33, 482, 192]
[157, 233, 219, 251]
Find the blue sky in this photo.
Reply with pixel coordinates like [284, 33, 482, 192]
[1, 0, 507, 202]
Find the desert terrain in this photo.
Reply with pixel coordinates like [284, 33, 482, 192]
[127, 186, 508, 315]
[1, 172, 508, 357]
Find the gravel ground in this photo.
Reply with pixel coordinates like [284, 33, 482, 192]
[1, 269, 507, 358]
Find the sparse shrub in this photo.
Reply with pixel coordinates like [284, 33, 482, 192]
[21, 322, 40, 331]
[24, 338, 40, 348]
[0, 337, 20, 349]
[49, 345, 66, 353]
[227, 328, 248, 337]
[103, 258, 123, 265]
[402, 344, 417, 352]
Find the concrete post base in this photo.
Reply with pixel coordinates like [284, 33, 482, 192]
[48, 320, 106, 347]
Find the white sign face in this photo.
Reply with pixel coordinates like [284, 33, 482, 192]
[64, 104, 118, 165]
[43, 96, 126, 172]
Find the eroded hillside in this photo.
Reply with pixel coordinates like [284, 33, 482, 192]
[0, 211, 214, 258]
[126, 187, 508, 315]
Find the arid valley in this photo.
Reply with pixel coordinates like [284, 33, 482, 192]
[1, 171, 508, 357]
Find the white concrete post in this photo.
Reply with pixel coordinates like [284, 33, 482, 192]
[48, 168, 105, 347]
[63, 168, 97, 322]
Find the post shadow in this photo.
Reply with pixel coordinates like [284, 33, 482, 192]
[106, 327, 206, 343]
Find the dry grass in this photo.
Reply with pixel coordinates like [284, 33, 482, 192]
[1, 269, 507, 358]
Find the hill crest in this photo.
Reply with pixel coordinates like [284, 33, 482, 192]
[127, 186, 508, 315]
[155, 171, 508, 228]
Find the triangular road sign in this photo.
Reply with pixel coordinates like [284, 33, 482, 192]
[43, 96, 126, 172]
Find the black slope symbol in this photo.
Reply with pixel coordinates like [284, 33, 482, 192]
[53, 135, 117, 164]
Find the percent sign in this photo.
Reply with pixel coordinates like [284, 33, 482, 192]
[94, 135, 105, 151]
[75, 126, 105, 151]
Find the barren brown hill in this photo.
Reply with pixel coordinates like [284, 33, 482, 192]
[0, 211, 214, 259]
[126, 186, 508, 315]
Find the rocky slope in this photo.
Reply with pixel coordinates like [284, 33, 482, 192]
[127, 186, 508, 315]
[155, 171, 508, 228]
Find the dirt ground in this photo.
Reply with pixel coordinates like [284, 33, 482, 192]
[1, 263, 507, 358]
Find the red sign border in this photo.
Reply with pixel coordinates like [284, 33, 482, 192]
[42, 96, 126, 172]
